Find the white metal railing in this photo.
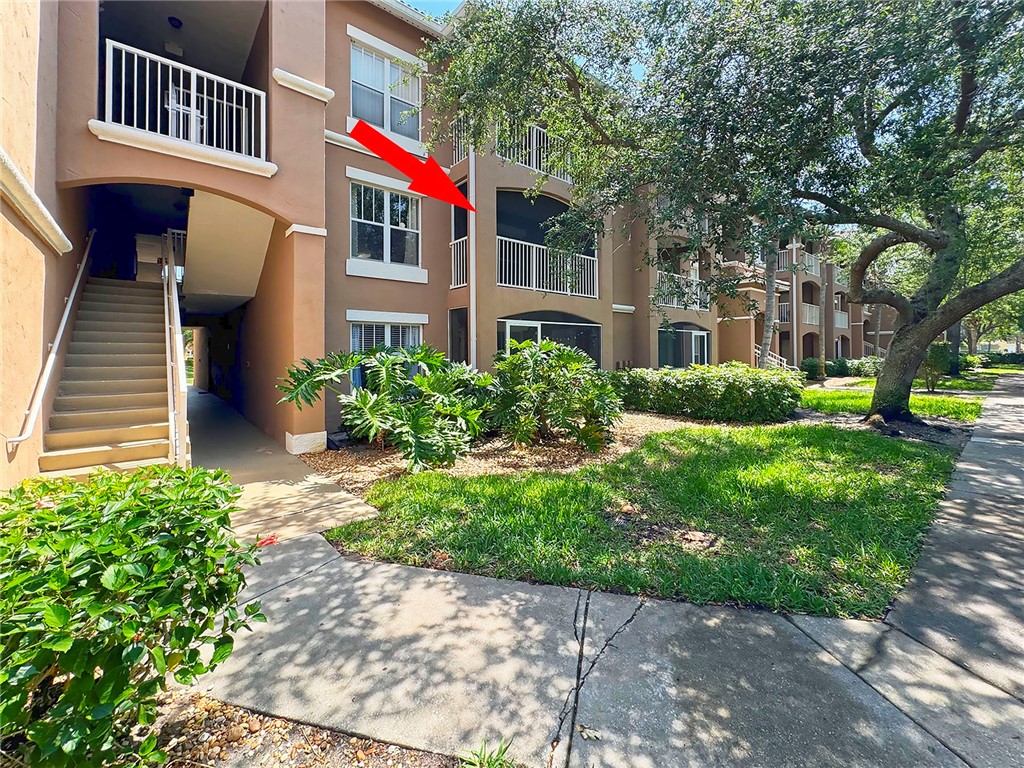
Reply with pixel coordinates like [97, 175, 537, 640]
[6, 230, 96, 449]
[778, 248, 821, 277]
[754, 346, 796, 370]
[655, 271, 710, 311]
[450, 236, 468, 288]
[104, 39, 267, 160]
[802, 302, 821, 326]
[497, 124, 572, 182]
[496, 236, 597, 298]
[452, 119, 468, 165]
[777, 301, 791, 323]
[835, 309, 850, 329]
[161, 233, 190, 467]
[168, 228, 186, 284]
[805, 252, 821, 277]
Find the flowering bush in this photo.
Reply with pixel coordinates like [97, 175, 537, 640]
[610, 362, 804, 422]
[849, 356, 885, 376]
[0, 467, 263, 767]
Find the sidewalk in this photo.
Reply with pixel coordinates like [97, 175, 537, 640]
[198, 378, 1024, 767]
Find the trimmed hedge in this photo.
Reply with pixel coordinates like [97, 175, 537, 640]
[609, 362, 804, 423]
[979, 352, 1024, 366]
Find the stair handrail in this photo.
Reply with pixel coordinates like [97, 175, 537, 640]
[6, 229, 97, 450]
[161, 233, 190, 467]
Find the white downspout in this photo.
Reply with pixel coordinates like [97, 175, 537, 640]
[468, 149, 478, 368]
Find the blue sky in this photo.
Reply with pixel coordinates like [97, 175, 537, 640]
[403, 1, 463, 19]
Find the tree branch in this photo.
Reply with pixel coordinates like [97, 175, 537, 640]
[792, 188, 948, 249]
[848, 231, 915, 321]
[929, 259, 1024, 336]
[952, 11, 979, 134]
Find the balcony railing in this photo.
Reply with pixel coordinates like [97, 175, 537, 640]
[450, 237, 468, 288]
[655, 271, 710, 311]
[777, 301, 791, 323]
[778, 248, 821, 277]
[497, 125, 572, 182]
[496, 236, 597, 298]
[835, 309, 850, 329]
[104, 39, 267, 160]
[802, 302, 821, 326]
[452, 119, 469, 165]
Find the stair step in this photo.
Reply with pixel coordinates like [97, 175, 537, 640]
[44, 422, 169, 451]
[64, 353, 166, 367]
[39, 439, 170, 472]
[58, 378, 168, 396]
[69, 341, 166, 355]
[61, 365, 167, 381]
[39, 456, 171, 481]
[79, 301, 164, 316]
[77, 311, 164, 327]
[81, 290, 164, 306]
[72, 330, 166, 344]
[88, 277, 164, 292]
[49, 406, 168, 431]
[74, 319, 164, 333]
[54, 391, 167, 411]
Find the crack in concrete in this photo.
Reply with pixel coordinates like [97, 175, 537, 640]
[853, 623, 894, 674]
[548, 592, 646, 768]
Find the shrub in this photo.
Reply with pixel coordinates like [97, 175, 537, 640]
[490, 340, 622, 450]
[279, 345, 492, 470]
[919, 341, 953, 392]
[981, 352, 1024, 365]
[609, 362, 803, 423]
[800, 357, 823, 380]
[849, 356, 884, 377]
[0, 467, 263, 767]
[959, 354, 982, 371]
[825, 357, 851, 377]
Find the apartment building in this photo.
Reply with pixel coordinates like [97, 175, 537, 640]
[1, 0, 863, 487]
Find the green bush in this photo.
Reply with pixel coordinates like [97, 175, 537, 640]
[959, 354, 982, 371]
[609, 362, 803, 423]
[849, 356, 884, 376]
[491, 340, 622, 451]
[980, 352, 1024, 365]
[919, 341, 953, 392]
[279, 345, 492, 470]
[800, 357, 823, 380]
[0, 467, 263, 767]
[825, 357, 850, 377]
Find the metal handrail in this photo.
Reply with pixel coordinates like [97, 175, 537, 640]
[6, 230, 96, 449]
[161, 232, 189, 467]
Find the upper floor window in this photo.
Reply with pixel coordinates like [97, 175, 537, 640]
[351, 182, 421, 266]
[351, 43, 420, 140]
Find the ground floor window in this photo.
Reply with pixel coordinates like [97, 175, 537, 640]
[350, 321, 422, 387]
[496, 313, 602, 364]
[448, 308, 468, 364]
[658, 323, 710, 368]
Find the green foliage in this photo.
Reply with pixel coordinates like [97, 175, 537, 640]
[980, 352, 1024, 366]
[279, 345, 493, 471]
[800, 357, 823, 380]
[460, 739, 517, 768]
[919, 342, 954, 392]
[490, 340, 622, 451]
[848, 356, 885, 377]
[0, 467, 262, 767]
[801, 389, 982, 421]
[329, 424, 955, 618]
[825, 357, 850, 377]
[959, 354, 982, 371]
[609, 363, 803, 423]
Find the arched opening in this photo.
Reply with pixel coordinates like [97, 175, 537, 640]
[658, 322, 711, 368]
[801, 332, 819, 360]
[497, 311, 602, 364]
[835, 334, 851, 358]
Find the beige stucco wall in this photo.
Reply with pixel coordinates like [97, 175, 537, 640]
[2, 0, 89, 487]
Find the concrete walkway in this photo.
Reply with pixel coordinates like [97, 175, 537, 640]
[188, 388, 376, 541]
[198, 379, 1024, 767]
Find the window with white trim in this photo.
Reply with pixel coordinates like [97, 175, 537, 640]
[350, 182, 420, 266]
[351, 43, 421, 140]
[350, 322, 423, 388]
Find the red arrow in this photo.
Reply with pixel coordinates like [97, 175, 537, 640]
[349, 120, 475, 212]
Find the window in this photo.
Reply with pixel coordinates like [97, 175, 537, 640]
[349, 322, 423, 388]
[350, 182, 420, 266]
[658, 323, 710, 368]
[351, 43, 420, 140]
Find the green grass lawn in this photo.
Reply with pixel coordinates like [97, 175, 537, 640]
[801, 389, 982, 421]
[984, 364, 1024, 374]
[847, 373, 996, 392]
[327, 424, 956, 618]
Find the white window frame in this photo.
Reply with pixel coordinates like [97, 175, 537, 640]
[348, 27, 422, 144]
[350, 321, 423, 352]
[349, 181, 421, 268]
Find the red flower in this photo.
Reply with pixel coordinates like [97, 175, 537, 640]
[256, 534, 279, 548]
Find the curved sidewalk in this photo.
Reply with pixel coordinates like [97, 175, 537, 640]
[197, 378, 1024, 767]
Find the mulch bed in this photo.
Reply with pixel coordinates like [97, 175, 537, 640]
[155, 690, 456, 767]
[792, 408, 972, 451]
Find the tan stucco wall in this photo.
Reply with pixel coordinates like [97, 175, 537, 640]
[2, 0, 89, 487]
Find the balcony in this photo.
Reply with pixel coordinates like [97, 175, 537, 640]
[835, 310, 850, 329]
[777, 301, 791, 323]
[655, 271, 710, 311]
[450, 237, 468, 288]
[498, 125, 572, 182]
[802, 302, 821, 326]
[496, 236, 598, 298]
[778, 249, 821, 277]
[98, 40, 268, 166]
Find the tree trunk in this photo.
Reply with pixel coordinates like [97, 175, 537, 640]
[948, 320, 962, 376]
[966, 326, 978, 355]
[869, 325, 930, 421]
[874, 308, 882, 356]
[759, 250, 778, 368]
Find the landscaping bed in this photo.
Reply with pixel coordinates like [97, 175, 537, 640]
[323, 423, 957, 619]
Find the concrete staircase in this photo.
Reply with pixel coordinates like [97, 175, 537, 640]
[40, 277, 172, 476]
